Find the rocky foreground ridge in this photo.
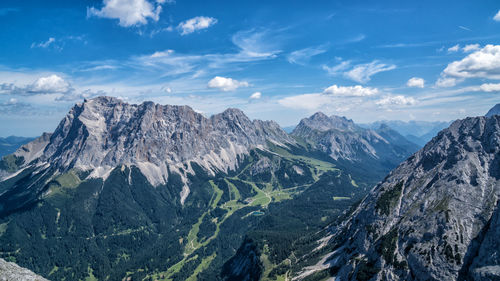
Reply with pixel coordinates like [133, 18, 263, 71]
[296, 115, 500, 280]
[0, 258, 49, 281]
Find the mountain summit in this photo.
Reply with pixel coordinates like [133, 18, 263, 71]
[485, 103, 500, 117]
[297, 115, 500, 280]
[1, 96, 292, 205]
[291, 113, 419, 174]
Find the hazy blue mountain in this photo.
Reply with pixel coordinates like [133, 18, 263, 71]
[282, 125, 296, 133]
[485, 103, 500, 117]
[360, 120, 451, 146]
[0, 136, 36, 157]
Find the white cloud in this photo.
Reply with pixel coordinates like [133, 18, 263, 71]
[150, 49, 174, 58]
[287, 46, 327, 65]
[407, 77, 425, 88]
[470, 83, 500, 92]
[442, 44, 500, 80]
[249, 92, 262, 100]
[31, 75, 71, 93]
[463, 44, 480, 53]
[31, 37, 56, 49]
[435, 77, 459, 88]
[376, 95, 417, 107]
[344, 61, 396, 83]
[448, 44, 460, 52]
[494, 10, 500, 21]
[163, 86, 172, 93]
[323, 85, 378, 96]
[207, 76, 249, 91]
[87, 0, 163, 27]
[278, 93, 332, 110]
[177, 16, 217, 35]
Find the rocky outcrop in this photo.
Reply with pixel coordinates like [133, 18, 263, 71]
[0, 258, 49, 281]
[295, 115, 500, 280]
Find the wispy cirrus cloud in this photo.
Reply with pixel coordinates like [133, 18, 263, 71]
[31, 38, 57, 49]
[323, 59, 396, 83]
[83, 28, 283, 81]
[287, 45, 328, 65]
[344, 61, 396, 83]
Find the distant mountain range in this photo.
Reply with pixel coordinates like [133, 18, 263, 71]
[360, 120, 451, 147]
[0, 136, 35, 157]
[284, 118, 451, 147]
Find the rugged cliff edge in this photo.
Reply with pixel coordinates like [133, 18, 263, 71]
[0, 258, 49, 281]
[295, 115, 500, 281]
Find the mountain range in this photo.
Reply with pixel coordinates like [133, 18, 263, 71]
[360, 120, 451, 147]
[0, 97, 417, 281]
[0, 97, 498, 281]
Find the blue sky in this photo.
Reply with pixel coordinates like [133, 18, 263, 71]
[0, 0, 499, 136]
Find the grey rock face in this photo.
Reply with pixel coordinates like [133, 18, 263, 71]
[0, 258, 49, 281]
[13, 132, 52, 166]
[296, 115, 500, 281]
[486, 103, 500, 117]
[1, 96, 293, 204]
[291, 112, 418, 167]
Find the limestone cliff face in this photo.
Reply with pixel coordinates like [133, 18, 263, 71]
[0, 258, 49, 281]
[1, 96, 293, 204]
[296, 115, 500, 281]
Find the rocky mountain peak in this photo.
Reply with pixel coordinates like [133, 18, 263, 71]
[291, 112, 418, 169]
[298, 115, 500, 280]
[485, 103, 500, 117]
[295, 112, 356, 133]
[3, 97, 293, 204]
